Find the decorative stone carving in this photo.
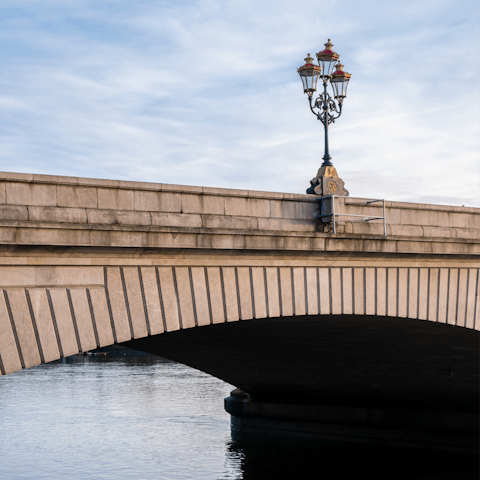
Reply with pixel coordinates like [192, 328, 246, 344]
[306, 165, 349, 196]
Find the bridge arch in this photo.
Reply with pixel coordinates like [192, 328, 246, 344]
[1, 264, 478, 377]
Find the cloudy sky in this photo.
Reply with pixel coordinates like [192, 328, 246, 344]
[0, 0, 478, 206]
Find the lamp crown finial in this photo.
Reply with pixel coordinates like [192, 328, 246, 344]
[304, 54, 314, 64]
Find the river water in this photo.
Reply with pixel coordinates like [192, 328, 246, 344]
[0, 355, 477, 480]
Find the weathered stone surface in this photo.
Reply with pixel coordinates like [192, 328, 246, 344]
[98, 188, 134, 210]
[29, 206, 87, 224]
[0, 205, 28, 221]
[0, 170, 478, 383]
[57, 186, 97, 209]
[6, 183, 56, 206]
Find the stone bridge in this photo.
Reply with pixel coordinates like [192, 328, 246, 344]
[0, 171, 478, 451]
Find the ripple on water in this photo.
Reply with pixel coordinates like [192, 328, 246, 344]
[0, 357, 478, 480]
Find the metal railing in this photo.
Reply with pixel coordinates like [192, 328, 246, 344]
[316, 195, 386, 236]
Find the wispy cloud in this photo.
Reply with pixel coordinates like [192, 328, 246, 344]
[0, 0, 478, 206]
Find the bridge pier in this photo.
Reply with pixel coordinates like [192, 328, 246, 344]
[225, 389, 478, 454]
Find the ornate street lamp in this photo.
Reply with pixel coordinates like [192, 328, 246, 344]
[297, 40, 351, 196]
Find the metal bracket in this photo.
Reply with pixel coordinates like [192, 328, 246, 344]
[315, 195, 387, 236]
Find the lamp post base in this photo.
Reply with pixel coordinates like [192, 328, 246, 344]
[306, 165, 349, 196]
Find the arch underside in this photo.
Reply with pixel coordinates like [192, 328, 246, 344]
[126, 314, 479, 408]
[1, 264, 479, 396]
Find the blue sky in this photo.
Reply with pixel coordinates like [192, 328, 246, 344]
[0, 0, 478, 205]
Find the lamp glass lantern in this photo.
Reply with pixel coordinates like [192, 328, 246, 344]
[331, 61, 352, 101]
[316, 39, 339, 78]
[297, 54, 321, 96]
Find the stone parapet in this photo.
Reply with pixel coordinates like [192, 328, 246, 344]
[0, 171, 479, 257]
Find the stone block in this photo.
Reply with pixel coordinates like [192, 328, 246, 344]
[28, 206, 87, 224]
[26, 288, 60, 363]
[257, 217, 282, 231]
[134, 191, 182, 213]
[265, 267, 281, 318]
[97, 188, 134, 210]
[247, 190, 284, 200]
[190, 267, 211, 326]
[400, 209, 442, 227]
[330, 267, 342, 315]
[67, 288, 97, 353]
[455, 228, 480, 240]
[203, 215, 257, 231]
[17, 227, 90, 246]
[0, 205, 28, 221]
[258, 217, 316, 232]
[57, 186, 97, 208]
[105, 267, 132, 343]
[78, 177, 119, 188]
[6, 182, 56, 206]
[342, 267, 353, 315]
[46, 289, 78, 357]
[88, 230, 113, 247]
[87, 209, 151, 227]
[205, 267, 226, 324]
[146, 232, 197, 249]
[292, 267, 306, 316]
[139, 267, 164, 335]
[422, 226, 456, 239]
[54, 266, 104, 286]
[389, 224, 424, 237]
[203, 186, 248, 197]
[351, 222, 386, 236]
[118, 180, 162, 191]
[385, 207, 402, 225]
[122, 267, 148, 338]
[245, 235, 285, 251]
[181, 194, 225, 215]
[197, 234, 235, 250]
[159, 192, 182, 213]
[220, 267, 239, 322]
[250, 267, 267, 319]
[33, 174, 79, 185]
[162, 183, 204, 194]
[173, 267, 195, 329]
[282, 193, 312, 201]
[151, 212, 202, 228]
[110, 231, 147, 248]
[269, 200, 283, 218]
[0, 172, 34, 182]
[284, 236, 316, 251]
[156, 267, 181, 332]
[87, 287, 114, 347]
[449, 213, 467, 229]
[0, 182, 5, 204]
[236, 267, 253, 320]
[34, 266, 57, 286]
[3, 289, 41, 368]
[224, 197, 270, 218]
[277, 201, 316, 220]
[134, 190, 161, 211]
[466, 214, 480, 229]
[0, 266, 36, 287]
[279, 267, 293, 316]
[180, 194, 202, 214]
[0, 227, 17, 244]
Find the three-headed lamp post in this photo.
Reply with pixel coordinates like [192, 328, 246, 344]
[298, 40, 351, 196]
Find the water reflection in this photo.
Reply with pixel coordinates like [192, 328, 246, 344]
[227, 440, 479, 480]
[0, 355, 477, 480]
